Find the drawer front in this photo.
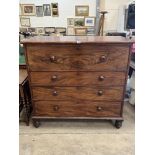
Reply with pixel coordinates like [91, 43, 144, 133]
[32, 86, 123, 101]
[33, 101, 121, 117]
[26, 44, 129, 71]
[30, 71, 126, 86]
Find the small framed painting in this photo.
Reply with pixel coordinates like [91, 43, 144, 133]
[28, 27, 36, 33]
[51, 3, 58, 9]
[67, 27, 75, 36]
[20, 18, 30, 27]
[43, 4, 51, 16]
[44, 27, 55, 34]
[19, 28, 27, 33]
[36, 27, 45, 35]
[74, 18, 84, 27]
[75, 28, 87, 36]
[52, 9, 59, 17]
[55, 27, 66, 35]
[87, 28, 95, 35]
[51, 3, 59, 17]
[67, 18, 74, 26]
[85, 17, 96, 27]
[36, 6, 43, 17]
[20, 4, 36, 16]
[75, 6, 89, 16]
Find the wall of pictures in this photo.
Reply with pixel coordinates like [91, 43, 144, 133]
[19, 0, 96, 30]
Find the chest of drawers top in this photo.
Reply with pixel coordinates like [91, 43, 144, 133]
[21, 36, 134, 44]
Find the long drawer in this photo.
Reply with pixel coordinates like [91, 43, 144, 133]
[33, 101, 121, 117]
[30, 71, 126, 86]
[26, 44, 129, 71]
[32, 86, 124, 101]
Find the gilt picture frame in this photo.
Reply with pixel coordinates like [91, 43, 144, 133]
[20, 4, 36, 16]
[20, 18, 30, 27]
[75, 28, 87, 36]
[51, 3, 59, 17]
[28, 27, 36, 34]
[75, 5, 89, 16]
[74, 18, 85, 27]
[19, 27, 27, 33]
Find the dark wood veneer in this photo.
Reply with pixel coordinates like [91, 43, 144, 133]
[33, 101, 121, 117]
[27, 44, 129, 71]
[32, 86, 123, 101]
[30, 71, 126, 86]
[22, 36, 134, 128]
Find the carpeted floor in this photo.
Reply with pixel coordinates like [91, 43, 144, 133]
[19, 102, 135, 155]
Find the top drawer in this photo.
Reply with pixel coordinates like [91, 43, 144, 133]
[26, 44, 129, 71]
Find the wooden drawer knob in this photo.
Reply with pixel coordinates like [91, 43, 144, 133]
[96, 106, 103, 111]
[51, 75, 57, 81]
[50, 56, 57, 62]
[100, 55, 106, 62]
[98, 90, 103, 96]
[53, 105, 59, 111]
[98, 75, 105, 81]
[53, 91, 58, 96]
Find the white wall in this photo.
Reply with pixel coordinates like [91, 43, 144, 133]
[100, 0, 134, 33]
[19, 0, 97, 28]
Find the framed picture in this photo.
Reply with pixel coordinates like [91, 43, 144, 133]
[44, 27, 55, 34]
[20, 18, 30, 27]
[52, 3, 58, 9]
[75, 28, 87, 36]
[74, 18, 84, 27]
[20, 4, 36, 16]
[67, 27, 75, 36]
[36, 27, 45, 35]
[19, 28, 27, 33]
[75, 6, 89, 16]
[67, 18, 74, 26]
[85, 17, 96, 27]
[43, 4, 51, 16]
[52, 9, 59, 17]
[28, 27, 36, 33]
[87, 28, 95, 35]
[51, 3, 59, 17]
[36, 6, 43, 17]
[55, 27, 66, 35]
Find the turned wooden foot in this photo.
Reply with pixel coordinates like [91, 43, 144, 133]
[32, 120, 41, 128]
[115, 120, 123, 129]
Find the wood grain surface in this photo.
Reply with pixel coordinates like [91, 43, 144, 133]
[27, 44, 129, 71]
[30, 71, 126, 86]
[32, 86, 123, 101]
[33, 100, 121, 117]
[21, 36, 134, 44]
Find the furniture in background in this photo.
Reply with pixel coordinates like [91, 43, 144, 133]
[19, 69, 32, 126]
[106, 32, 126, 37]
[98, 11, 108, 36]
[19, 43, 26, 65]
[21, 36, 133, 128]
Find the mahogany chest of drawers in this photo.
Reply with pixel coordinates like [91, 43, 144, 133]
[22, 36, 133, 128]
